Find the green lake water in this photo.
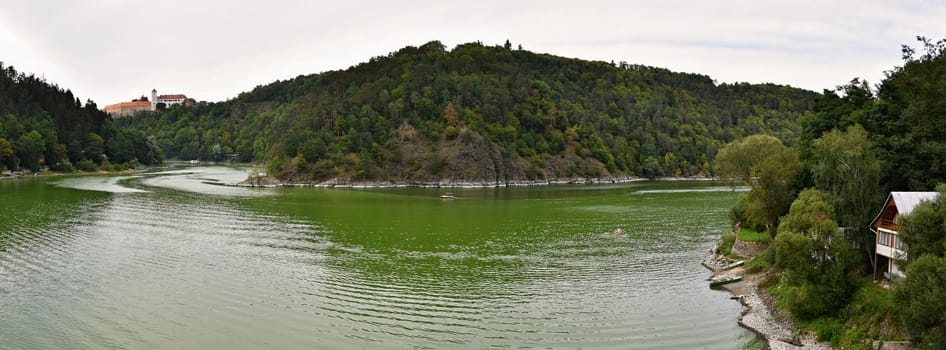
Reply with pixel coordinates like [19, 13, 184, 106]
[0, 167, 757, 349]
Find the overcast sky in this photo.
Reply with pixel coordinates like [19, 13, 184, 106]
[2, 1, 945, 106]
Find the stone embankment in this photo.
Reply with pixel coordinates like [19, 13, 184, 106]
[732, 239, 768, 258]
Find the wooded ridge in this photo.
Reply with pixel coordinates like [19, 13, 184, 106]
[116, 40, 818, 184]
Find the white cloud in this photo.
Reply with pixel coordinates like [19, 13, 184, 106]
[1, 1, 945, 105]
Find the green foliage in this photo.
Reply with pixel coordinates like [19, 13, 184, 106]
[716, 230, 736, 255]
[75, 159, 97, 172]
[810, 317, 843, 342]
[0, 62, 161, 172]
[14, 130, 45, 171]
[773, 190, 860, 320]
[749, 146, 802, 236]
[777, 189, 837, 238]
[728, 193, 765, 231]
[715, 134, 785, 186]
[894, 255, 946, 349]
[899, 184, 946, 264]
[809, 124, 883, 262]
[737, 228, 769, 242]
[0, 137, 13, 170]
[776, 279, 902, 348]
[116, 41, 816, 182]
[719, 135, 801, 236]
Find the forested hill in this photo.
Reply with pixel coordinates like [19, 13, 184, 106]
[0, 63, 161, 172]
[117, 41, 818, 184]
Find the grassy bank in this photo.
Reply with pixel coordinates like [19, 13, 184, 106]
[716, 229, 906, 348]
[738, 228, 770, 242]
[768, 276, 904, 348]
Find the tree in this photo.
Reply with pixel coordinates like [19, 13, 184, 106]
[899, 184, 946, 264]
[0, 137, 12, 170]
[872, 37, 946, 190]
[811, 124, 882, 262]
[799, 79, 875, 161]
[748, 147, 801, 237]
[83, 133, 106, 164]
[718, 135, 801, 237]
[715, 134, 784, 187]
[111, 42, 815, 182]
[774, 189, 860, 319]
[894, 255, 946, 349]
[15, 130, 45, 171]
[894, 184, 946, 349]
[778, 189, 838, 239]
[442, 102, 458, 127]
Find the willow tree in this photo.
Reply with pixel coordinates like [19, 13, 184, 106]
[716, 134, 801, 237]
[811, 124, 882, 263]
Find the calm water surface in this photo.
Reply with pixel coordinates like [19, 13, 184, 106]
[0, 167, 757, 349]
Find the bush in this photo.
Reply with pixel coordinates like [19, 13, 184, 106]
[774, 231, 814, 282]
[895, 255, 946, 349]
[49, 160, 75, 173]
[444, 125, 459, 140]
[75, 159, 98, 172]
[774, 230, 861, 320]
[716, 230, 736, 255]
[811, 318, 843, 343]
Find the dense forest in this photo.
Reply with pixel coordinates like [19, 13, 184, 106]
[117, 41, 817, 183]
[716, 37, 946, 349]
[0, 63, 161, 173]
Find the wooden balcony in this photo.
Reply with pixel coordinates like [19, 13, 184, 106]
[877, 218, 899, 232]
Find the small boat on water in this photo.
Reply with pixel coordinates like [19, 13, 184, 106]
[710, 274, 743, 287]
[440, 192, 455, 199]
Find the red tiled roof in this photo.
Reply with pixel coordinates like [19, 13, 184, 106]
[104, 101, 152, 110]
[158, 94, 186, 100]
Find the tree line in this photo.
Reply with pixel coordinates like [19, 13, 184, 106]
[116, 41, 817, 182]
[716, 37, 946, 349]
[0, 63, 162, 173]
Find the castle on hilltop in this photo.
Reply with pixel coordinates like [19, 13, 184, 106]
[104, 89, 191, 117]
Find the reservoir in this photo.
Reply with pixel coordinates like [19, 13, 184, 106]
[0, 167, 756, 349]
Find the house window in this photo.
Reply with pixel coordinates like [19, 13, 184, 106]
[878, 231, 892, 246]
[895, 235, 906, 250]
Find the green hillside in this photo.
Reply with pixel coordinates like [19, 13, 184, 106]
[117, 41, 818, 184]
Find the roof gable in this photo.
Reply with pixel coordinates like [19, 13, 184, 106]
[870, 191, 939, 229]
[891, 192, 939, 215]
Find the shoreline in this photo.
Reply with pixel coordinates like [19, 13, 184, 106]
[233, 175, 725, 189]
[0, 168, 142, 181]
[703, 254, 831, 350]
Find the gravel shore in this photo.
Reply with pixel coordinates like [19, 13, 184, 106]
[703, 254, 832, 350]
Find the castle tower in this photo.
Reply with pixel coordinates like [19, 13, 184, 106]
[151, 89, 157, 111]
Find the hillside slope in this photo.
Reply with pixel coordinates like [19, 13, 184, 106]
[117, 41, 818, 184]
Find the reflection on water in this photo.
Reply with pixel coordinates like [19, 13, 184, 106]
[0, 168, 758, 349]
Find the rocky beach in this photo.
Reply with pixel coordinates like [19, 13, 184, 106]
[703, 254, 832, 350]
